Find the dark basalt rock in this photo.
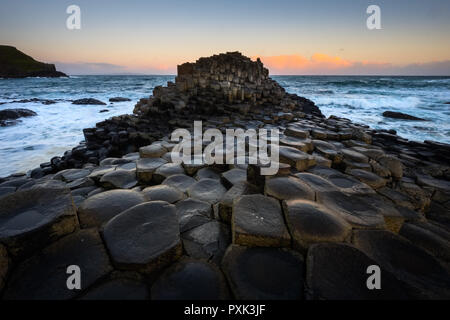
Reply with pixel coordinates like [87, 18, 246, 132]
[0, 108, 37, 126]
[78, 189, 147, 227]
[306, 243, 411, 300]
[232, 194, 291, 247]
[382, 111, 427, 121]
[182, 221, 230, 265]
[3, 229, 113, 300]
[80, 277, 149, 300]
[72, 98, 107, 105]
[0, 45, 67, 78]
[102, 201, 182, 274]
[142, 184, 185, 203]
[222, 245, 305, 300]
[0, 182, 78, 259]
[282, 199, 351, 251]
[151, 258, 229, 300]
[109, 97, 131, 102]
[352, 230, 450, 299]
[176, 198, 212, 233]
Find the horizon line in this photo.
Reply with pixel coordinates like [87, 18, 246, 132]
[65, 74, 450, 77]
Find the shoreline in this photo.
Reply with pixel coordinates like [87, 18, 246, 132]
[1, 52, 449, 300]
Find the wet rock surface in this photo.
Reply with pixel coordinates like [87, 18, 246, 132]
[151, 258, 229, 300]
[78, 189, 146, 227]
[232, 194, 291, 247]
[2, 52, 450, 300]
[3, 229, 112, 300]
[222, 245, 304, 300]
[102, 201, 182, 274]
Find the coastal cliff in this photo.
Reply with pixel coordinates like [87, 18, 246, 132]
[0, 52, 450, 300]
[0, 45, 67, 78]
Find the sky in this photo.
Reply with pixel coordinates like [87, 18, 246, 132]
[0, 0, 449, 75]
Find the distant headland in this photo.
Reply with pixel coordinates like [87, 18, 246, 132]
[0, 45, 67, 78]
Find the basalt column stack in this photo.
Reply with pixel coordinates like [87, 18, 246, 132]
[133, 52, 322, 117]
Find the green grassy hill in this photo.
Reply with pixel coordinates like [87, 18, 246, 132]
[0, 45, 67, 78]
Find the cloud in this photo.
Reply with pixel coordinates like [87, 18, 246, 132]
[54, 62, 129, 75]
[254, 54, 450, 75]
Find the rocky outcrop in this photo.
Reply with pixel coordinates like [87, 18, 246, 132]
[0, 108, 37, 126]
[382, 111, 427, 121]
[0, 46, 67, 78]
[1, 52, 450, 300]
[72, 98, 107, 105]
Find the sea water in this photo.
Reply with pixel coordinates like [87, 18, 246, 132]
[0, 75, 449, 178]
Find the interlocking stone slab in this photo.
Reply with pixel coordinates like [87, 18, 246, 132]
[0, 187, 15, 199]
[285, 126, 310, 139]
[176, 198, 212, 233]
[400, 223, 450, 263]
[232, 194, 291, 247]
[139, 143, 167, 158]
[416, 174, 450, 192]
[378, 155, 403, 179]
[162, 174, 197, 192]
[352, 230, 450, 299]
[219, 182, 259, 223]
[80, 278, 149, 300]
[0, 183, 78, 258]
[312, 139, 343, 163]
[100, 157, 131, 166]
[87, 165, 116, 182]
[306, 243, 411, 300]
[78, 189, 147, 228]
[410, 220, 450, 242]
[350, 146, 385, 160]
[282, 200, 351, 250]
[316, 191, 385, 229]
[294, 172, 340, 194]
[279, 146, 315, 171]
[53, 168, 91, 182]
[118, 161, 136, 171]
[142, 185, 185, 203]
[153, 163, 185, 184]
[308, 166, 375, 195]
[195, 167, 221, 181]
[377, 187, 416, 210]
[312, 153, 332, 167]
[136, 158, 168, 183]
[341, 148, 369, 163]
[66, 177, 95, 190]
[265, 176, 315, 201]
[103, 201, 182, 274]
[222, 245, 304, 300]
[182, 221, 230, 264]
[187, 178, 227, 204]
[0, 177, 32, 190]
[347, 169, 386, 189]
[280, 136, 311, 152]
[183, 156, 207, 175]
[221, 168, 247, 188]
[3, 229, 113, 300]
[100, 169, 137, 189]
[151, 258, 229, 300]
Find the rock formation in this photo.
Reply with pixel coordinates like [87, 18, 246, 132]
[0, 108, 37, 126]
[0, 52, 450, 300]
[0, 46, 67, 78]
